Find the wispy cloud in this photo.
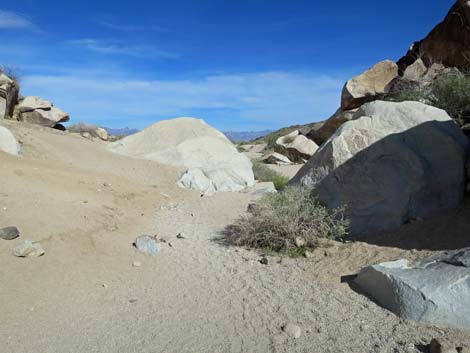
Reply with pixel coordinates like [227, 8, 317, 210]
[0, 9, 35, 30]
[20, 70, 344, 130]
[67, 38, 179, 59]
[97, 21, 169, 33]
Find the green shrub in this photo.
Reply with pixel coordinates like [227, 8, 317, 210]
[252, 160, 289, 190]
[222, 186, 348, 254]
[385, 71, 470, 126]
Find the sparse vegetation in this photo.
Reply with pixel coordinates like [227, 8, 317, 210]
[252, 160, 289, 190]
[222, 186, 348, 255]
[68, 122, 100, 137]
[385, 71, 470, 126]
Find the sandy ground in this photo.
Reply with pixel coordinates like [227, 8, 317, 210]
[1, 120, 470, 353]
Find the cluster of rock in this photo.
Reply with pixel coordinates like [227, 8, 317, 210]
[0, 226, 45, 258]
[108, 117, 255, 195]
[15, 96, 69, 128]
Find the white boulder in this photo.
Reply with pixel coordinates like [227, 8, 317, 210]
[18, 96, 69, 127]
[355, 248, 470, 330]
[108, 117, 255, 194]
[0, 126, 21, 156]
[263, 152, 292, 165]
[275, 130, 318, 162]
[292, 101, 468, 235]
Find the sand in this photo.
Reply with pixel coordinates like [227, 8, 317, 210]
[1, 120, 469, 353]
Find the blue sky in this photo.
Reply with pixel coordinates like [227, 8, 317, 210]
[0, 0, 454, 131]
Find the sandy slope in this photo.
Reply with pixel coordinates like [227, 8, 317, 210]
[1, 120, 469, 353]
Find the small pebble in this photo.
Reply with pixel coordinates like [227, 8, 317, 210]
[176, 233, 187, 239]
[0, 226, 20, 240]
[259, 256, 268, 265]
[132, 261, 142, 267]
[282, 323, 301, 339]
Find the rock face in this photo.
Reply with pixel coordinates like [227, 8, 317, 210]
[355, 248, 470, 330]
[18, 96, 69, 127]
[341, 60, 398, 111]
[398, 1, 470, 73]
[291, 101, 468, 235]
[108, 117, 255, 194]
[0, 126, 21, 156]
[0, 72, 19, 119]
[275, 130, 318, 162]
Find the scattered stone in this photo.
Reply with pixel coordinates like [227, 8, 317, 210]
[134, 235, 161, 255]
[13, 240, 45, 257]
[259, 256, 269, 265]
[132, 261, 142, 267]
[242, 182, 277, 195]
[168, 242, 173, 248]
[294, 237, 306, 248]
[0, 226, 20, 240]
[282, 323, 302, 339]
[18, 96, 69, 128]
[176, 232, 188, 239]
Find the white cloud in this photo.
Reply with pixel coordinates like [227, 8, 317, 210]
[67, 38, 179, 59]
[0, 10, 34, 29]
[97, 21, 169, 33]
[21, 71, 344, 130]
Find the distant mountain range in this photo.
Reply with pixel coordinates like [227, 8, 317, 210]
[103, 127, 140, 136]
[223, 130, 272, 142]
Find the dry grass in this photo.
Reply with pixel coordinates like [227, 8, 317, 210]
[222, 186, 348, 254]
[252, 160, 289, 190]
[68, 122, 101, 137]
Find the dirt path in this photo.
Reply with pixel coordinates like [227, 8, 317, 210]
[1, 121, 469, 353]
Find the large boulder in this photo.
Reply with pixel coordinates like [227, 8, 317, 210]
[108, 117, 255, 194]
[291, 101, 468, 235]
[0, 126, 21, 156]
[0, 73, 19, 119]
[341, 60, 398, 111]
[262, 152, 292, 165]
[18, 96, 69, 127]
[274, 130, 318, 162]
[398, 1, 470, 73]
[355, 248, 470, 330]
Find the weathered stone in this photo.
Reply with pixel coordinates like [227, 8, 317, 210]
[292, 101, 468, 235]
[19, 106, 69, 127]
[308, 109, 357, 146]
[355, 248, 470, 330]
[282, 323, 301, 339]
[275, 130, 318, 162]
[403, 58, 427, 82]
[341, 60, 398, 110]
[108, 118, 255, 194]
[19, 96, 52, 113]
[94, 127, 109, 141]
[134, 235, 161, 255]
[262, 152, 292, 165]
[13, 240, 45, 257]
[0, 226, 19, 240]
[0, 126, 21, 156]
[0, 73, 19, 119]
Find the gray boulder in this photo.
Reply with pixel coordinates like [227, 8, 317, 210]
[355, 248, 470, 330]
[262, 152, 292, 165]
[291, 101, 468, 235]
[0, 73, 19, 119]
[0, 126, 21, 156]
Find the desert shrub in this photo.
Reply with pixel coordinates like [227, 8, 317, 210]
[222, 186, 348, 254]
[385, 71, 470, 125]
[0, 65, 21, 84]
[68, 122, 100, 136]
[252, 160, 289, 190]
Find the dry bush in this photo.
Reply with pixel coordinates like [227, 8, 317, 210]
[222, 186, 348, 254]
[68, 122, 100, 137]
[252, 160, 289, 190]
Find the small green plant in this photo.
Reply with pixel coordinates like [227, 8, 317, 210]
[252, 160, 289, 190]
[222, 186, 348, 253]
